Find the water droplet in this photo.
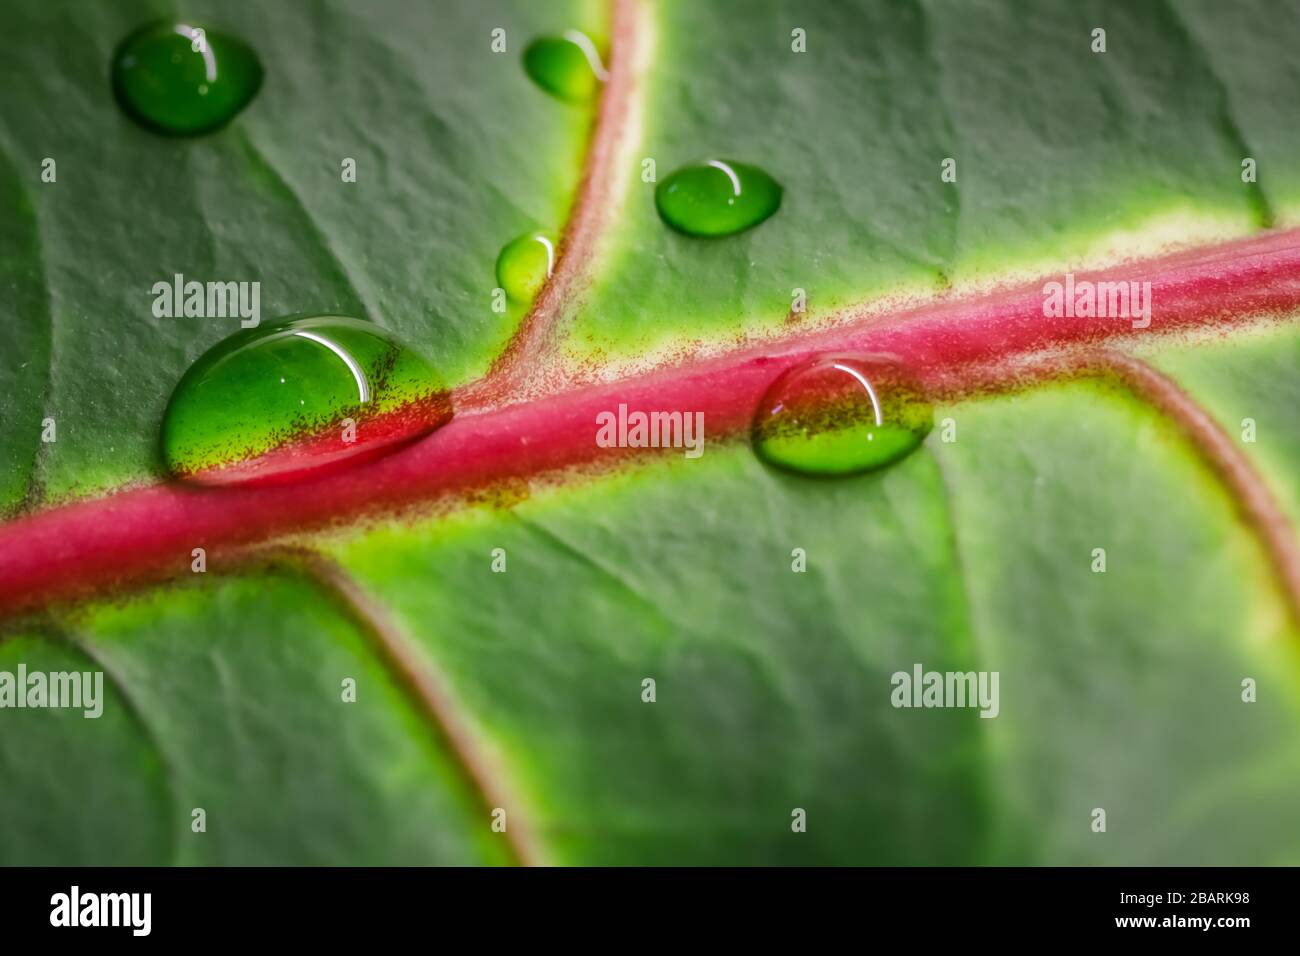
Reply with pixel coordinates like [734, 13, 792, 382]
[112, 22, 263, 135]
[496, 230, 557, 305]
[161, 317, 451, 486]
[523, 31, 607, 103]
[655, 160, 782, 237]
[752, 355, 932, 477]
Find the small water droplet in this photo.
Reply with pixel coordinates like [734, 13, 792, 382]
[655, 159, 782, 237]
[752, 354, 932, 477]
[496, 230, 556, 305]
[523, 31, 607, 103]
[112, 22, 263, 135]
[161, 317, 451, 486]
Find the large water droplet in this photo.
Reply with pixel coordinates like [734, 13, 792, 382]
[655, 160, 782, 237]
[112, 22, 263, 135]
[523, 31, 607, 103]
[161, 317, 451, 486]
[496, 230, 557, 305]
[752, 355, 932, 477]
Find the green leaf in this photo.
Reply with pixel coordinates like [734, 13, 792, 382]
[0, 0, 595, 506]
[564, 0, 1300, 366]
[4, 0, 1300, 866]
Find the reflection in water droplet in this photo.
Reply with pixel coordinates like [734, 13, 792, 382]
[112, 21, 263, 135]
[752, 354, 932, 477]
[161, 317, 451, 486]
[523, 30, 607, 103]
[655, 159, 782, 237]
[496, 230, 557, 305]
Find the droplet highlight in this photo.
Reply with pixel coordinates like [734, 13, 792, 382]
[523, 31, 607, 103]
[655, 160, 782, 237]
[112, 21, 263, 135]
[752, 354, 933, 477]
[161, 317, 451, 486]
[496, 230, 557, 305]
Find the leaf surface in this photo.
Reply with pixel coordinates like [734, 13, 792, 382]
[3, 0, 1300, 865]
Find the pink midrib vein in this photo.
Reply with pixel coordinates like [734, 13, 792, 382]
[4, 225, 1300, 616]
